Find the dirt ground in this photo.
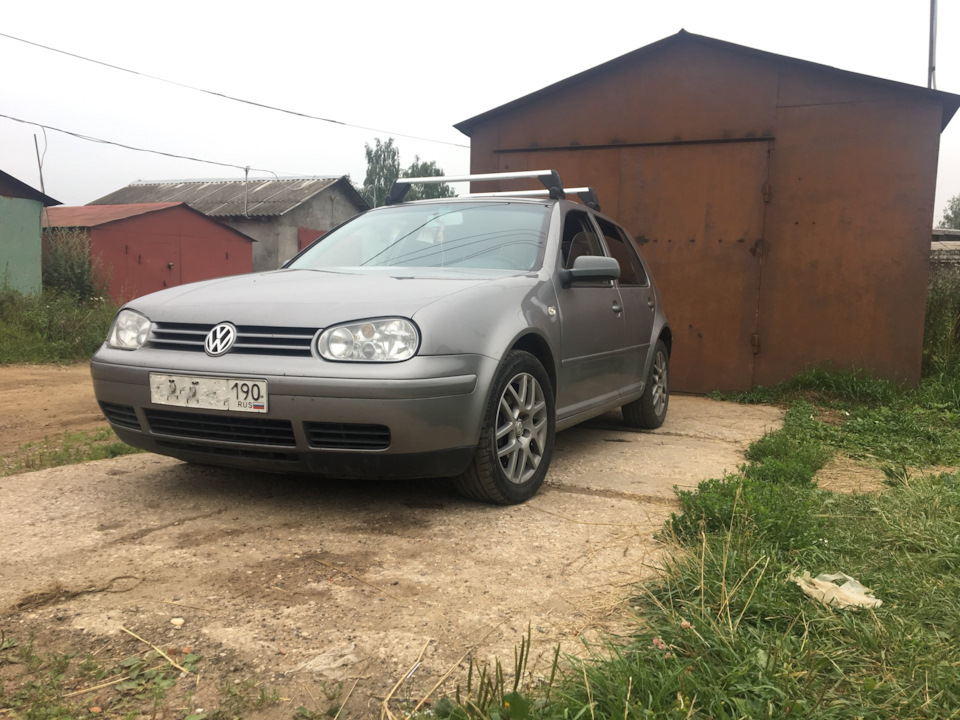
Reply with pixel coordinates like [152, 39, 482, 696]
[0, 364, 784, 718]
[0, 363, 107, 455]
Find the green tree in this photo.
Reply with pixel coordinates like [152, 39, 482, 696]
[941, 194, 960, 229]
[402, 156, 455, 202]
[359, 138, 454, 207]
[361, 138, 401, 208]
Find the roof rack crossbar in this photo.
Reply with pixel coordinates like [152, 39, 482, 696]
[385, 169, 566, 205]
[462, 186, 600, 211]
[460, 186, 600, 211]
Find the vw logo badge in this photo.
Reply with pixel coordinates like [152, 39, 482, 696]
[204, 322, 237, 357]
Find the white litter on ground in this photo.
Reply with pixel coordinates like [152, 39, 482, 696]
[792, 572, 883, 609]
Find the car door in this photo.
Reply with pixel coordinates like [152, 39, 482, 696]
[554, 209, 626, 420]
[594, 215, 656, 395]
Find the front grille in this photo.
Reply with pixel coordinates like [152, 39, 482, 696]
[304, 422, 391, 450]
[156, 439, 299, 463]
[100, 402, 141, 431]
[149, 322, 317, 357]
[144, 409, 296, 446]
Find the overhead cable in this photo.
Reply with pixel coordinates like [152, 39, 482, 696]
[0, 112, 283, 176]
[0, 31, 471, 149]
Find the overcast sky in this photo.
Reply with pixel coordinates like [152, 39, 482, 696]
[2, 0, 959, 222]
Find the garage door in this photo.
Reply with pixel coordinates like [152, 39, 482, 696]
[497, 142, 770, 393]
[616, 142, 770, 393]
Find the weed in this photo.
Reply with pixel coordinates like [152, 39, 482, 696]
[669, 402, 829, 551]
[255, 685, 281, 708]
[41, 228, 110, 302]
[717, 367, 902, 407]
[1, 427, 141, 477]
[0, 643, 191, 719]
[0, 286, 116, 364]
[437, 628, 544, 720]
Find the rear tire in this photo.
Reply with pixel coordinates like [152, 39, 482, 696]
[454, 350, 555, 505]
[622, 339, 669, 429]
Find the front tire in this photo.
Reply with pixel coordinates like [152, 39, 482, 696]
[622, 339, 669, 429]
[454, 350, 555, 504]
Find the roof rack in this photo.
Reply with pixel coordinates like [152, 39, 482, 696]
[463, 187, 600, 211]
[384, 169, 600, 210]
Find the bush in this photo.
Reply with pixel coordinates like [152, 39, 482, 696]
[0, 286, 116, 363]
[42, 228, 110, 301]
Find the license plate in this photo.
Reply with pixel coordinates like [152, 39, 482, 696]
[150, 374, 268, 413]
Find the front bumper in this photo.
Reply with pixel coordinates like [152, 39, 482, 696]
[90, 348, 497, 479]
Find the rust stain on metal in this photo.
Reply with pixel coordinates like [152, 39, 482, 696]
[459, 31, 958, 391]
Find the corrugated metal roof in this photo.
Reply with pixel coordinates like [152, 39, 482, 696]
[43, 202, 257, 243]
[44, 202, 183, 227]
[455, 30, 960, 135]
[90, 177, 352, 217]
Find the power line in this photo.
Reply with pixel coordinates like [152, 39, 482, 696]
[0, 112, 285, 176]
[0, 31, 471, 150]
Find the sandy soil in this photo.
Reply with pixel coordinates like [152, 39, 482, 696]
[0, 364, 785, 718]
[0, 363, 105, 454]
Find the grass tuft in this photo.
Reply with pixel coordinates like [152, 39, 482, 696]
[1, 427, 141, 477]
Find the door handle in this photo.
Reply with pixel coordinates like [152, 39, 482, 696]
[612, 301, 622, 314]
[647, 299, 655, 309]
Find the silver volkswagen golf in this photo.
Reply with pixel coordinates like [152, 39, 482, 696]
[91, 171, 671, 504]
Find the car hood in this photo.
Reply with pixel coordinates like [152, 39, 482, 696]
[125, 268, 506, 327]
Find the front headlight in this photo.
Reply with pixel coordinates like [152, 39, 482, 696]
[318, 318, 420, 362]
[107, 309, 151, 350]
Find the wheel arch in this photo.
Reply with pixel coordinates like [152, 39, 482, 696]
[659, 325, 672, 356]
[510, 332, 558, 398]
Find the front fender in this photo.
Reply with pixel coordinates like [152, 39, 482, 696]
[413, 274, 560, 377]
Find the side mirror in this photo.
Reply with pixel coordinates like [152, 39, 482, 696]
[558, 255, 621, 287]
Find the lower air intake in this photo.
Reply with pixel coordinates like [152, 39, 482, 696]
[304, 422, 390, 450]
[144, 409, 296, 447]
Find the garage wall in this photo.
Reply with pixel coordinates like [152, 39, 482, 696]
[756, 70, 943, 386]
[464, 38, 947, 391]
[91, 206, 253, 303]
[0, 196, 42, 294]
[224, 188, 365, 271]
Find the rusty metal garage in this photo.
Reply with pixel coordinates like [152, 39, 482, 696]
[455, 31, 960, 393]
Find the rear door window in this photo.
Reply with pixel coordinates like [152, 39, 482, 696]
[595, 216, 648, 286]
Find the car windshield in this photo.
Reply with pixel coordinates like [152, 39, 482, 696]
[289, 202, 550, 272]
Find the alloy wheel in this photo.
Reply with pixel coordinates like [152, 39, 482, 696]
[651, 349, 668, 417]
[494, 372, 548, 484]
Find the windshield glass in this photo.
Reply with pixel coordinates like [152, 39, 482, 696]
[289, 202, 550, 272]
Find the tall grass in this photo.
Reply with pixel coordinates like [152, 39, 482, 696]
[1, 229, 117, 363]
[0, 287, 116, 363]
[924, 264, 960, 377]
